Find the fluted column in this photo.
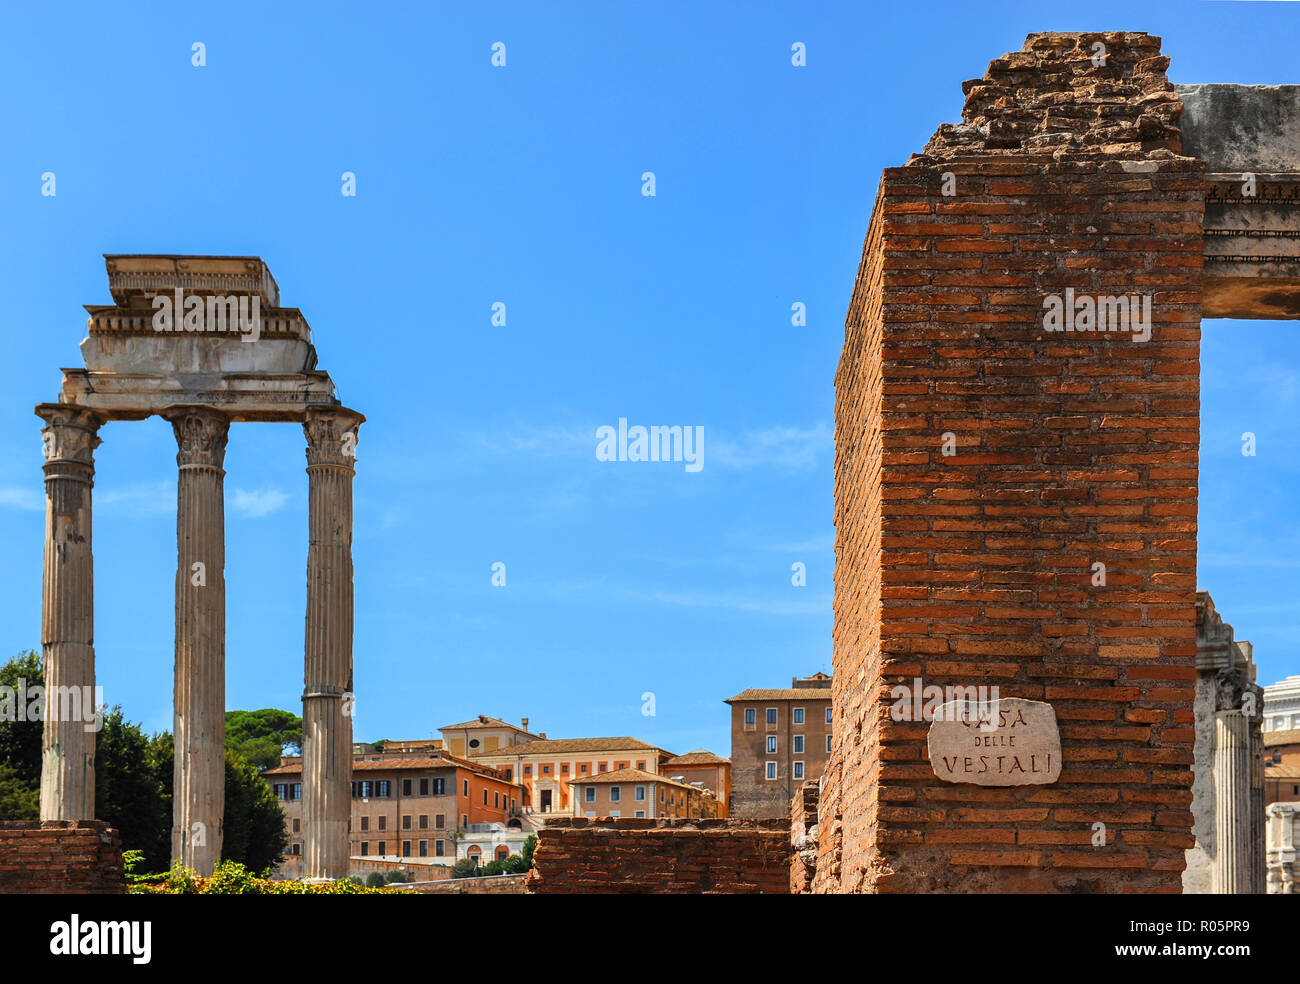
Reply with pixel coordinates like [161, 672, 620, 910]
[165, 407, 229, 874]
[1213, 710, 1252, 893]
[302, 406, 364, 880]
[36, 404, 104, 821]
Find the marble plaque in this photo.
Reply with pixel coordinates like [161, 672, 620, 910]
[926, 697, 1061, 786]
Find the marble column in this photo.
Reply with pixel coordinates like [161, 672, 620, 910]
[1213, 710, 1252, 893]
[165, 407, 229, 874]
[35, 404, 104, 821]
[302, 407, 364, 880]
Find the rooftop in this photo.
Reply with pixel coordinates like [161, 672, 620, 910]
[567, 767, 706, 794]
[470, 736, 668, 758]
[661, 750, 729, 766]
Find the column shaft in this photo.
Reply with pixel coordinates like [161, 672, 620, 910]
[302, 407, 363, 880]
[1213, 710, 1252, 893]
[36, 405, 103, 821]
[167, 408, 229, 875]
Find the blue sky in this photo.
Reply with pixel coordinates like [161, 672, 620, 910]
[0, 1, 1296, 758]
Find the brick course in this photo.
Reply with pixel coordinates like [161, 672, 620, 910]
[817, 31, 1200, 893]
[525, 818, 790, 894]
[0, 820, 127, 894]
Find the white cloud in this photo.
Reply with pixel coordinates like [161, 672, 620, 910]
[231, 487, 290, 518]
[0, 486, 43, 511]
[97, 481, 175, 517]
[709, 422, 832, 471]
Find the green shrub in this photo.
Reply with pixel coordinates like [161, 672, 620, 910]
[365, 871, 387, 888]
[386, 869, 409, 883]
[451, 857, 478, 879]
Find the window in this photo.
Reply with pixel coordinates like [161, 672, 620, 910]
[585, 787, 596, 803]
[826, 706, 832, 724]
[402, 779, 412, 796]
[635, 810, 646, 818]
[580, 764, 588, 774]
[402, 815, 411, 830]
[494, 792, 500, 808]
[524, 766, 531, 775]
[660, 789, 665, 802]
[599, 763, 607, 773]
[745, 708, 756, 725]
[376, 781, 390, 797]
[273, 784, 285, 799]
[420, 778, 429, 795]
[635, 786, 646, 801]
[561, 763, 569, 774]
[419, 841, 428, 857]
[361, 842, 369, 855]
[794, 735, 804, 754]
[483, 788, 488, 805]
[766, 708, 778, 726]
[636, 760, 646, 770]
[794, 762, 805, 780]
[359, 781, 373, 798]
[766, 762, 778, 780]
[378, 841, 386, 855]
[461, 814, 468, 829]
[609, 811, 620, 818]
[435, 814, 445, 829]
[435, 840, 445, 857]
[361, 816, 369, 831]
[292, 783, 301, 800]
[292, 844, 300, 855]
[610, 787, 621, 802]
[463, 779, 469, 796]
[767, 735, 778, 754]
[378, 816, 386, 831]
[419, 815, 428, 830]
[433, 778, 445, 795]
[542, 765, 550, 774]
[469, 739, 480, 749]
[826, 735, 833, 753]
[402, 841, 411, 857]
[794, 708, 805, 725]
[292, 818, 300, 833]
[504, 768, 513, 781]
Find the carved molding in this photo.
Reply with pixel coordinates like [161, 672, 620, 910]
[304, 407, 365, 469]
[35, 404, 103, 467]
[165, 407, 230, 469]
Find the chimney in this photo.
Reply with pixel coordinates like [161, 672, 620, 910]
[522, 717, 529, 732]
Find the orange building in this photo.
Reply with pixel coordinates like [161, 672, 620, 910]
[569, 767, 720, 819]
[1266, 729, 1300, 806]
[439, 715, 540, 758]
[471, 737, 672, 815]
[659, 750, 731, 817]
[265, 750, 523, 867]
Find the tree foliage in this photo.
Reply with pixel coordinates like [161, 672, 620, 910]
[225, 708, 302, 770]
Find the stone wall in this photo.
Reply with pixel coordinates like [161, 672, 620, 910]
[405, 873, 526, 894]
[790, 780, 820, 893]
[819, 31, 1201, 893]
[0, 820, 126, 894]
[525, 818, 790, 894]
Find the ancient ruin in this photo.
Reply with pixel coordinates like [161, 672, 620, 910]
[37, 255, 362, 878]
[816, 32, 1298, 893]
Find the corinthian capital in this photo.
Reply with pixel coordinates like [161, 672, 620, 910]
[164, 407, 230, 469]
[304, 407, 365, 469]
[35, 403, 104, 467]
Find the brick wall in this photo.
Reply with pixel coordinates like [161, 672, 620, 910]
[0, 820, 126, 894]
[790, 780, 820, 893]
[525, 818, 790, 893]
[820, 31, 1200, 893]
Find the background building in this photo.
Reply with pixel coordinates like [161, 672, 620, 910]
[439, 715, 540, 758]
[660, 750, 731, 818]
[471, 736, 670, 816]
[726, 673, 832, 819]
[570, 767, 719, 819]
[266, 748, 523, 875]
[1265, 675, 1300, 733]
